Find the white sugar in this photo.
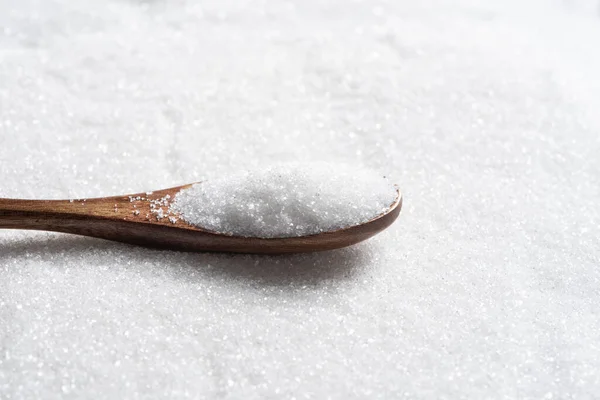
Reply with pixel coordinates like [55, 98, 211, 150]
[2, 0, 600, 399]
[171, 163, 397, 238]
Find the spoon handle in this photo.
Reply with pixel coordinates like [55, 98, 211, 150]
[0, 184, 188, 229]
[0, 198, 91, 229]
[0, 197, 132, 239]
[0, 185, 195, 249]
[0, 197, 161, 251]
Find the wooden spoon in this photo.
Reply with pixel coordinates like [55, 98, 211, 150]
[0, 184, 402, 254]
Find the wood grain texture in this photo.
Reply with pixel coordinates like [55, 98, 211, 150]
[0, 185, 402, 254]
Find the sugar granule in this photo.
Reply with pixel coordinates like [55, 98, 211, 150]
[170, 163, 397, 238]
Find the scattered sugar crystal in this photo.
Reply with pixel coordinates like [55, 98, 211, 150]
[148, 195, 174, 221]
[171, 163, 397, 238]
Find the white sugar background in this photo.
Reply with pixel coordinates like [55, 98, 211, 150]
[1, 0, 599, 398]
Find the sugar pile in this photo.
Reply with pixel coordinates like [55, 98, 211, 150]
[171, 164, 397, 238]
[2, 0, 600, 399]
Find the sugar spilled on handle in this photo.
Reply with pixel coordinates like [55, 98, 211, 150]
[170, 163, 398, 238]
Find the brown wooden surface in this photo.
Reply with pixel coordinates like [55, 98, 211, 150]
[0, 185, 402, 254]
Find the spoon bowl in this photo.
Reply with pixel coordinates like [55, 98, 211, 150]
[0, 184, 402, 254]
